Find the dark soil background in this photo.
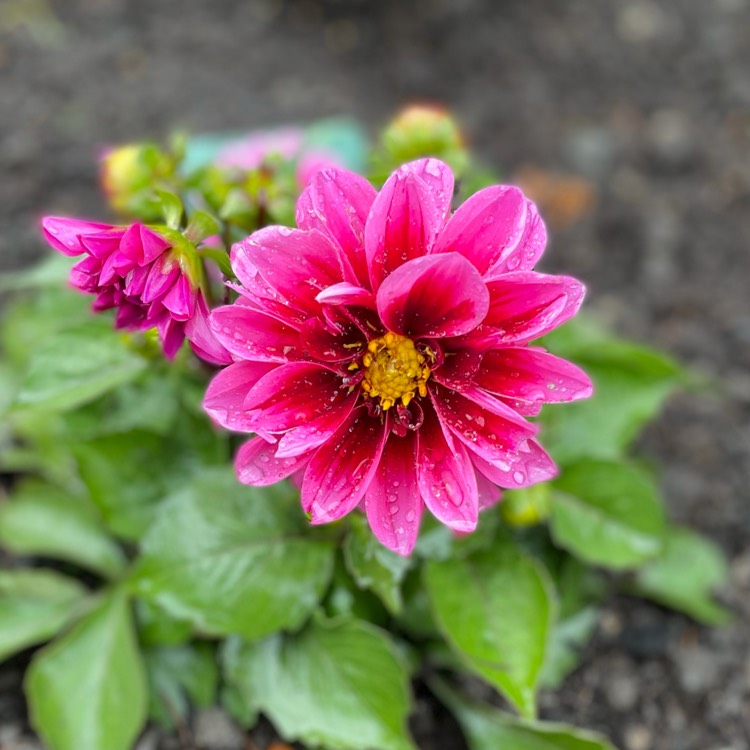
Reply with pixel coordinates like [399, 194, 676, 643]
[1, 1, 749, 749]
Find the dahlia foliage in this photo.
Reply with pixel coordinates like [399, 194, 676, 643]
[2, 113, 720, 750]
[204, 158, 592, 553]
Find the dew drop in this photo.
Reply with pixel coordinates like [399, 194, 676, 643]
[513, 470, 525, 484]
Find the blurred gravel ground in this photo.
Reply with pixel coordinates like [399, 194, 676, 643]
[1, 0, 749, 748]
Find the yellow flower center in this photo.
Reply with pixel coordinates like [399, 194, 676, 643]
[358, 332, 430, 410]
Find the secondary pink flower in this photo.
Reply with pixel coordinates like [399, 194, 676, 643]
[204, 158, 592, 554]
[215, 126, 342, 186]
[42, 217, 231, 364]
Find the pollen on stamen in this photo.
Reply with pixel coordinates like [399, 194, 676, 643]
[359, 332, 431, 410]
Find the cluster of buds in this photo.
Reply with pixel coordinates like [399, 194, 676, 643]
[42, 216, 231, 365]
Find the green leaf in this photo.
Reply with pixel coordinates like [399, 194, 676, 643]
[154, 189, 184, 229]
[633, 526, 731, 625]
[550, 460, 666, 570]
[223, 618, 415, 750]
[145, 643, 217, 728]
[0, 570, 88, 663]
[541, 319, 684, 464]
[73, 430, 181, 540]
[540, 558, 605, 689]
[131, 468, 334, 640]
[185, 209, 220, 244]
[14, 319, 146, 413]
[425, 536, 555, 717]
[344, 514, 412, 614]
[435, 681, 616, 750]
[0, 481, 126, 578]
[135, 599, 193, 647]
[26, 589, 147, 750]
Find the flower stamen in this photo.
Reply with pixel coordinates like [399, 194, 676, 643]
[360, 332, 430, 410]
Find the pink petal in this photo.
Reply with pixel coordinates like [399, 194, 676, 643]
[364, 161, 446, 290]
[203, 360, 277, 431]
[365, 431, 422, 555]
[315, 282, 376, 310]
[416, 405, 478, 532]
[275, 391, 359, 458]
[162, 274, 197, 321]
[41, 217, 115, 257]
[142, 257, 181, 304]
[243, 362, 348, 434]
[299, 317, 365, 363]
[209, 304, 302, 363]
[487, 198, 546, 276]
[231, 226, 351, 317]
[80, 231, 125, 260]
[185, 295, 233, 366]
[377, 253, 489, 338]
[301, 406, 388, 523]
[69, 255, 101, 292]
[430, 383, 535, 463]
[433, 186, 546, 276]
[471, 440, 557, 489]
[431, 349, 481, 391]
[475, 347, 593, 405]
[157, 315, 185, 359]
[235, 437, 311, 486]
[296, 168, 377, 288]
[483, 272, 585, 344]
[119, 224, 170, 265]
[408, 158, 455, 223]
[476, 470, 502, 510]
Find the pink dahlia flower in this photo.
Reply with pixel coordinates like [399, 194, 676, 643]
[203, 158, 592, 554]
[42, 217, 231, 364]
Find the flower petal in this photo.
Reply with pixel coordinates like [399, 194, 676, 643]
[483, 272, 585, 344]
[377, 253, 489, 338]
[209, 304, 302, 363]
[408, 158, 455, 222]
[275, 391, 359, 458]
[471, 440, 557, 488]
[416, 405, 478, 532]
[231, 226, 351, 316]
[476, 470, 502, 510]
[42, 217, 115, 257]
[203, 360, 277, 431]
[296, 168, 377, 288]
[430, 383, 535, 463]
[364, 160, 446, 290]
[315, 282, 376, 309]
[302, 406, 388, 523]
[433, 186, 546, 276]
[475, 347, 593, 405]
[244, 362, 348, 434]
[299, 317, 365, 363]
[235, 436, 311, 486]
[365, 430, 422, 555]
[185, 295, 233, 366]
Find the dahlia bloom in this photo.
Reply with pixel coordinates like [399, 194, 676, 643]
[203, 158, 592, 554]
[42, 217, 231, 364]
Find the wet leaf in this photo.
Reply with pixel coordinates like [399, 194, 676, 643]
[549, 460, 666, 570]
[131, 468, 334, 640]
[223, 618, 415, 750]
[26, 589, 147, 750]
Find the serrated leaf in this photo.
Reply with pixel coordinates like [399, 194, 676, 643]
[145, 643, 217, 728]
[549, 460, 665, 570]
[223, 618, 415, 750]
[435, 681, 617, 750]
[131, 468, 334, 640]
[541, 319, 684, 464]
[14, 319, 146, 413]
[26, 589, 147, 750]
[0, 569, 88, 663]
[425, 537, 554, 717]
[344, 515, 412, 614]
[633, 527, 731, 625]
[0, 481, 126, 578]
